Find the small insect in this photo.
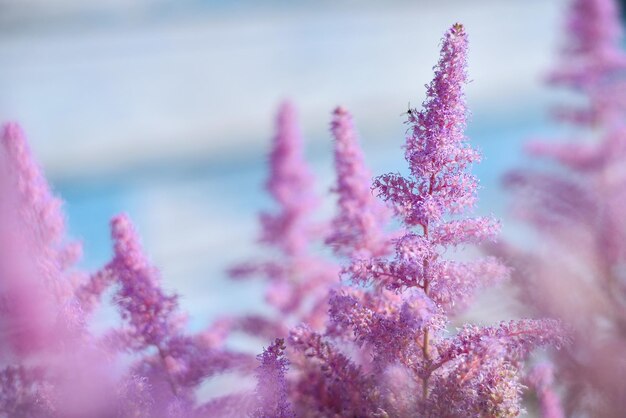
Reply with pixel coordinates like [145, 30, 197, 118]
[401, 102, 415, 117]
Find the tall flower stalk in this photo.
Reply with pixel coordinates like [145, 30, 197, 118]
[326, 106, 391, 259]
[548, 0, 626, 126]
[502, 0, 626, 415]
[282, 24, 562, 417]
[229, 101, 338, 333]
[0, 124, 255, 416]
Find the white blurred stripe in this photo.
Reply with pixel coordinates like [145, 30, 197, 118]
[0, 0, 566, 178]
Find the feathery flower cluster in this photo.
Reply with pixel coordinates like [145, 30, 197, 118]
[326, 106, 391, 258]
[260, 101, 318, 257]
[0, 20, 565, 418]
[548, 0, 626, 125]
[503, 0, 626, 416]
[229, 101, 338, 331]
[318, 24, 560, 416]
[0, 125, 256, 417]
[243, 23, 562, 417]
[252, 338, 293, 418]
[0, 123, 82, 352]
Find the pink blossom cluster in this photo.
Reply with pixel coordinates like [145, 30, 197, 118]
[0, 21, 568, 418]
[0, 124, 257, 417]
[227, 23, 563, 416]
[502, 0, 626, 416]
[548, 0, 626, 125]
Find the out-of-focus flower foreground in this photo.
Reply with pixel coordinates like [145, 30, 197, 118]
[0, 0, 625, 416]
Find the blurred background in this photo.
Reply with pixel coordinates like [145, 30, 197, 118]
[0, 0, 572, 330]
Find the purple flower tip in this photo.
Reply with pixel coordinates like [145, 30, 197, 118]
[252, 338, 294, 418]
[327, 105, 390, 257]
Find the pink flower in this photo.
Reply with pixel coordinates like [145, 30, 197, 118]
[0, 123, 83, 354]
[260, 101, 318, 257]
[291, 24, 563, 416]
[549, 0, 626, 125]
[326, 106, 391, 258]
[502, 2, 626, 416]
[252, 338, 294, 418]
[229, 102, 338, 329]
[108, 214, 180, 349]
